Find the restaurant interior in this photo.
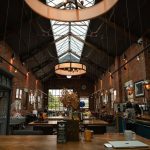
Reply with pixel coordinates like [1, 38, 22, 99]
[0, 0, 150, 149]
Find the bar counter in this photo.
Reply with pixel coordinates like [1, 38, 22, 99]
[137, 115, 150, 122]
[0, 133, 149, 150]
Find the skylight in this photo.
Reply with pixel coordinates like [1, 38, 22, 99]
[46, 0, 95, 63]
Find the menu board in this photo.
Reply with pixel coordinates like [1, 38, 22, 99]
[66, 120, 79, 141]
[57, 121, 67, 143]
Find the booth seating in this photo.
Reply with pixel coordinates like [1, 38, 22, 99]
[10, 117, 26, 126]
[9, 117, 26, 133]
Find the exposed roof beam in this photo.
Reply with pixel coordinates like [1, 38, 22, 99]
[85, 71, 99, 80]
[37, 61, 56, 80]
[71, 33, 114, 59]
[70, 50, 81, 59]
[41, 73, 55, 82]
[81, 57, 106, 72]
[58, 51, 69, 58]
[31, 59, 53, 73]
[54, 23, 87, 26]
[84, 62, 102, 79]
[39, 72, 50, 80]
[21, 34, 68, 62]
[98, 16, 138, 42]
[58, 50, 80, 59]
[39, 69, 55, 80]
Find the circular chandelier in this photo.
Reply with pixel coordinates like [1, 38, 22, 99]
[25, 0, 118, 22]
[55, 62, 86, 77]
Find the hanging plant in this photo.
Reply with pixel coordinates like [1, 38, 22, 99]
[60, 89, 79, 110]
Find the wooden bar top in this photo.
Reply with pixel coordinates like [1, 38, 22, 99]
[137, 115, 150, 122]
[29, 120, 58, 126]
[0, 133, 149, 150]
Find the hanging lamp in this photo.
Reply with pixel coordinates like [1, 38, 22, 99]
[55, 62, 86, 76]
[25, 0, 118, 22]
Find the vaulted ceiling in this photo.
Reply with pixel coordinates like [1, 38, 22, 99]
[0, 0, 150, 82]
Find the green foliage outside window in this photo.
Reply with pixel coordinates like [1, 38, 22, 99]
[48, 92, 60, 110]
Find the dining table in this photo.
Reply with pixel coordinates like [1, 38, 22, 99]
[0, 133, 149, 150]
[28, 119, 108, 127]
[28, 119, 109, 135]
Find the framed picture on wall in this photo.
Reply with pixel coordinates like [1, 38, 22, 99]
[134, 80, 144, 97]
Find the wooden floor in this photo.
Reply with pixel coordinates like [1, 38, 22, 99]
[0, 133, 149, 150]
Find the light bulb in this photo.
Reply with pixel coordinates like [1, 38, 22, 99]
[14, 69, 17, 73]
[66, 75, 72, 79]
[137, 55, 140, 61]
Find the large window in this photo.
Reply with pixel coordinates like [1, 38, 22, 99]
[48, 89, 73, 111]
[80, 97, 89, 109]
[16, 88, 23, 99]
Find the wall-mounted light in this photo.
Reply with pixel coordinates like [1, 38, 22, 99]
[136, 55, 140, 61]
[11, 53, 15, 60]
[126, 85, 134, 95]
[108, 69, 111, 75]
[110, 74, 113, 79]
[14, 69, 18, 73]
[26, 71, 30, 76]
[143, 80, 150, 90]
[123, 53, 127, 61]
[124, 66, 127, 70]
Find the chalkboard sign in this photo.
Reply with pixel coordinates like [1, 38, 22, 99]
[57, 121, 67, 143]
[66, 120, 79, 141]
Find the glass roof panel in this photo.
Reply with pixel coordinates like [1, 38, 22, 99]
[46, 0, 95, 62]
[57, 42, 68, 51]
[71, 28, 85, 40]
[59, 53, 79, 63]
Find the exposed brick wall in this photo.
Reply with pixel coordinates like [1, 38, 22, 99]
[94, 43, 147, 111]
[0, 41, 43, 113]
[144, 41, 150, 102]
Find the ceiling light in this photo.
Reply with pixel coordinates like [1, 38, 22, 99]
[25, 0, 118, 22]
[55, 62, 86, 76]
[66, 75, 72, 79]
